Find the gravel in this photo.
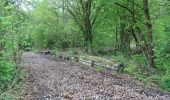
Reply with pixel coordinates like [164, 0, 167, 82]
[21, 52, 170, 100]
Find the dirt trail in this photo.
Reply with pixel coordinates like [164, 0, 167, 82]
[22, 52, 170, 100]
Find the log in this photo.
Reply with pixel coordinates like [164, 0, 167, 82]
[78, 55, 124, 72]
[46, 52, 123, 72]
[39, 51, 52, 55]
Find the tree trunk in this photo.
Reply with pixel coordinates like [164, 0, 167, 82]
[130, 0, 139, 47]
[83, 0, 93, 53]
[143, 0, 155, 68]
[115, 25, 119, 50]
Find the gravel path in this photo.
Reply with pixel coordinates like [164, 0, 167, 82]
[22, 52, 170, 100]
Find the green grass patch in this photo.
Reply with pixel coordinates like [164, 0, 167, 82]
[95, 66, 106, 72]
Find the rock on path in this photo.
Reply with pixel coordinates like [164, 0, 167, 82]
[22, 52, 170, 100]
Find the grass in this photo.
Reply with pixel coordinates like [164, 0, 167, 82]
[111, 53, 170, 92]
[95, 66, 106, 72]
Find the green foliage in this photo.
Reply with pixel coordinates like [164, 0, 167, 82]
[2, 0, 170, 93]
[0, 0, 25, 97]
[28, 0, 84, 50]
[0, 64, 27, 99]
[160, 75, 170, 92]
[0, 58, 15, 90]
[135, 74, 148, 84]
[112, 53, 125, 63]
[18, 33, 33, 51]
[124, 63, 137, 74]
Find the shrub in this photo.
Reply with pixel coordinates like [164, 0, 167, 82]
[0, 59, 15, 89]
[160, 75, 170, 92]
[124, 63, 137, 74]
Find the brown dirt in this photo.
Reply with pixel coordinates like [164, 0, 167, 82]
[21, 52, 170, 100]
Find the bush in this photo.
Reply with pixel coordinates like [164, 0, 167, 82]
[0, 59, 15, 90]
[131, 54, 146, 66]
[124, 63, 137, 74]
[160, 75, 170, 92]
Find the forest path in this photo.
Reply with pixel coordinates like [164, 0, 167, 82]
[22, 52, 170, 100]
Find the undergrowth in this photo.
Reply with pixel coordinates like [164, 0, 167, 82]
[0, 57, 28, 99]
[112, 53, 170, 92]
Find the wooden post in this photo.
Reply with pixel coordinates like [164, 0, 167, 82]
[74, 56, 79, 62]
[91, 61, 95, 67]
[59, 55, 63, 60]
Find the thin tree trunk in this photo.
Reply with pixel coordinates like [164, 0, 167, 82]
[143, 0, 155, 68]
[115, 26, 119, 50]
[131, 0, 139, 47]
